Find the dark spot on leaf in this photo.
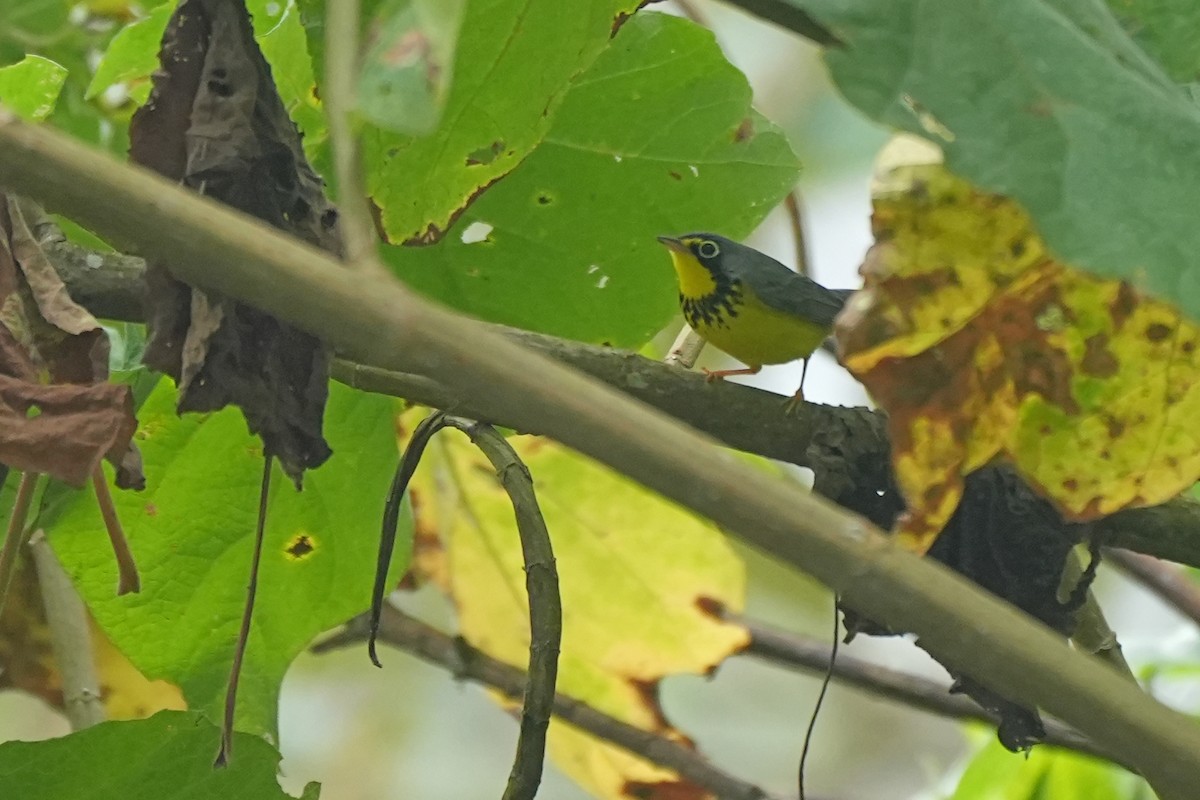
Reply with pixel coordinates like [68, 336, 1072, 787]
[1062, 478, 1078, 492]
[694, 596, 724, 618]
[145, 503, 157, 516]
[1080, 333, 1118, 377]
[1182, 339, 1196, 355]
[1009, 239, 1026, 258]
[536, 193, 553, 206]
[465, 140, 505, 167]
[1103, 415, 1124, 438]
[1101, 449, 1111, 460]
[1145, 322, 1172, 342]
[1110, 283, 1137, 330]
[285, 534, 315, 559]
[668, 170, 682, 181]
[732, 117, 753, 143]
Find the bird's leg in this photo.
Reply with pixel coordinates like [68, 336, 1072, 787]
[702, 365, 761, 383]
[782, 359, 810, 414]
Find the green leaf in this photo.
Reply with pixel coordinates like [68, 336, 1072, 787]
[45, 381, 411, 736]
[382, 12, 800, 345]
[801, 0, 1200, 320]
[86, 3, 172, 104]
[0, 55, 67, 121]
[952, 740, 1129, 800]
[358, 0, 466, 134]
[352, 0, 645, 242]
[0, 711, 310, 800]
[1106, 0, 1200, 84]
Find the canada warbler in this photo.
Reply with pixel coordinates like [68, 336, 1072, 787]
[657, 232, 854, 404]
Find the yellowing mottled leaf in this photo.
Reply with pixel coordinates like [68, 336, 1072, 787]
[0, 557, 184, 719]
[838, 136, 1200, 552]
[407, 417, 747, 799]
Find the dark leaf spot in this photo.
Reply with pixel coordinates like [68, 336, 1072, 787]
[285, 534, 315, 559]
[1145, 322, 1172, 342]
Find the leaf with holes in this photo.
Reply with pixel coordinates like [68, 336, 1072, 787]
[837, 139, 1200, 552]
[43, 381, 410, 736]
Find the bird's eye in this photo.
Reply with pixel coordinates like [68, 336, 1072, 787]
[697, 240, 720, 259]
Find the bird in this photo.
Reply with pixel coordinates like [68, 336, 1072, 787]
[657, 232, 854, 408]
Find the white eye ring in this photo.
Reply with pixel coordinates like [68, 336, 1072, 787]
[698, 240, 720, 258]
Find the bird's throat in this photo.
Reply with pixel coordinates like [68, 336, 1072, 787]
[668, 250, 719, 301]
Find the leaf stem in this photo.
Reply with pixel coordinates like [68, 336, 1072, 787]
[91, 464, 139, 595]
[0, 471, 40, 616]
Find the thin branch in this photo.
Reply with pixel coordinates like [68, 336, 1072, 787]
[783, 191, 811, 277]
[91, 464, 140, 595]
[0, 471, 40, 615]
[28, 530, 106, 730]
[3, 117, 1200, 794]
[314, 607, 783, 800]
[324, 0, 382, 269]
[442, 417, 562, 800]
[665, 325, 706, 369]
[1107, 548, 1200, 628]
[729, 612, 1135, 772]
[1060, 545, 1134, 681]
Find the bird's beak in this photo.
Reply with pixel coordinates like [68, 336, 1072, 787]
[656, 235, 687, 253]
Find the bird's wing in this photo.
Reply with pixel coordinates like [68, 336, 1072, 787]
[729, 254, 853, 328]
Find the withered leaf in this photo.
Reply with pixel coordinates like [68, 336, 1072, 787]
[130, 0, 342, 486]
[0, 196, 138, 489]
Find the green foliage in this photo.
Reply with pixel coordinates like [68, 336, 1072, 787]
[0, 711, 314, 800]
[0, 55, 67, 121]
[952, 739, 1127, 799]
[86, 4, 173, 106]
[802, 0, 1200, 320]
[358, 0, 466, 134]
[1105, 0, 1200, 83]
[382, 12, 799, 345]
[42, 381, 411, 736]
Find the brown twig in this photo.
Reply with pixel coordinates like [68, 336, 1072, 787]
[783, 191, 811, 277]
[0, 471, 40, 615]
[1107, 548, 1200, 628]
[215, 455, 273, 767]
[90, 464, 139, 595]
[731, 612, 1134, 772]
[314, 607, 784, 800]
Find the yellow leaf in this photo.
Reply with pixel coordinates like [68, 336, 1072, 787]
[406, 417, 747, 799]
[838, 136, 1200, 552]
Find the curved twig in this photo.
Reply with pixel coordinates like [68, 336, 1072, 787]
[441, 417, 561, 800]
[366, 412, 562, 800]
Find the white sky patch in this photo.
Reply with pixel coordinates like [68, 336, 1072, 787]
[265, 1, 281, 14]
[688, 164, 699, 177]
[613, 155, 623, 162]
[586, 264, 600, 274]
[596, 275, 610, 289]
[460, 221, 493, 244]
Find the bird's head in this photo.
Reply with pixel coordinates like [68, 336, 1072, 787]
[656, 232, 739, 297]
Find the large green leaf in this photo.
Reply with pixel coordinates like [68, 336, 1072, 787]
[311, 0, 646, 242]
[801, 0, 1200, 320]
[44, 381, 411, 736]
[0, 55, 67, 120]
[1105, 0, 1200, 84]
[86, 4, 173, 105]
[382, 11, 800, 345]
[0, 711, 315, 800]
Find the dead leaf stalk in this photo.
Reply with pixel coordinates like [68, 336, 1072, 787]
[0, 471, 40, 616]
[91, 465, 140, 595]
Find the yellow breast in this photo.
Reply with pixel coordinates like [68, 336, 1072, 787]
[668, 248, 827, 368]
